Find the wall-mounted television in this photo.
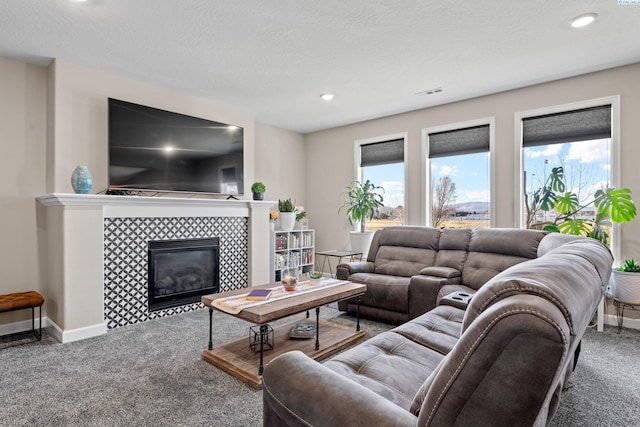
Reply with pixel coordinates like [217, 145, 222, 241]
[108, 98, 244, 195]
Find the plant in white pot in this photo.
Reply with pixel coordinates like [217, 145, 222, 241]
[612, 259, 640, 305]
[339, 180, 384, 257]
[278, 198, 296, 231]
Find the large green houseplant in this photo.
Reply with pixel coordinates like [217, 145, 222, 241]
[525, 166, 636, 245]
[339, 180, 384, 256]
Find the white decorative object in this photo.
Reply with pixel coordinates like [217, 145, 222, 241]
[349, 231, 374, 258]
[279, 212, 295, 231]
[612, 270, 640, 304]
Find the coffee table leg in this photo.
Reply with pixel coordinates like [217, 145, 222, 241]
[259, 324, 268, 375]
[315, 307, 320, 350]
[356, 295, 361, 332]
[208, 308, 213, 350]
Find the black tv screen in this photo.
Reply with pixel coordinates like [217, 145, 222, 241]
[108, 98, 244, 195]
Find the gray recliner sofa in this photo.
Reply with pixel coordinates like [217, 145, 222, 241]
[262, 227, 613, 426]
[337, 226, 552, 324]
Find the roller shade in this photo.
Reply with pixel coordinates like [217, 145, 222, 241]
[428, 125, 490, 158]
[360, 138, 404, 167]
[523, 105, 611, 147]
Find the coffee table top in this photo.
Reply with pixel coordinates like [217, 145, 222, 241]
[202, 280, 366, 324]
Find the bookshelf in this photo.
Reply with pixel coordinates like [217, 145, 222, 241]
[270, 229, 315, 282]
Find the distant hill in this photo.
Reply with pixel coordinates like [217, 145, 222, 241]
[454, 201, 489, 213]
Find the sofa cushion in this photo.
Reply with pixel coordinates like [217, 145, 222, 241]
[434, 228, 471, 271]
[325, 327, 446, 411]
[461, 228, 547, 290]
[374, 246, 437, 277]
[348, 273, 410, 313]
[392, 305, 464, 355]
[376, 225, 441, 250]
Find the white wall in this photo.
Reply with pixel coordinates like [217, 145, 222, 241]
[254, 122, 307, 209]
[0, 57, 48, 327]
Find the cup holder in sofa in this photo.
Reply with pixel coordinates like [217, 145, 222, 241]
[439, 291, 473, 310]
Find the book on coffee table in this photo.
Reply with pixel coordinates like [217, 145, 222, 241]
[246, 289, 272, 301]
[289, 322, 316, 339]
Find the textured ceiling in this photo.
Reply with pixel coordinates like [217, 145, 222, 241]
[1, 0, 639, 133]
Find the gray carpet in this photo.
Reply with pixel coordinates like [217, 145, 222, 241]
[1, 308, 638, 426]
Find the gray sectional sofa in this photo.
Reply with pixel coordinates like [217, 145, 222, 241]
[336, 226, 554, 324]
[262, 227, 613, 426]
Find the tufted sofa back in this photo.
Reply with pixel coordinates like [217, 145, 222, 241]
[366, 227, 546, 290]
[461, 228, 547, 290]
[370, 226, 441, 277]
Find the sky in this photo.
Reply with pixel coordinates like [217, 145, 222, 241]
[362, 138, 611, 209]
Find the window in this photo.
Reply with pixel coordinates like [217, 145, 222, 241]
[424, 120, 493, 229]
[516, 97, 621, 258]
[520, 104, 613, 239]
[355, 134, 407, 232]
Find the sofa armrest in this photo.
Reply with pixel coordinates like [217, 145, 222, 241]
[418, 266, 461, 279]
[336, 261, 375, 280]
[263, 351, 418, 427]
[409, 275, 462, 319]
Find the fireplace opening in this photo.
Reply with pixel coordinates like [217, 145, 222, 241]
[148, 238, 220, 312]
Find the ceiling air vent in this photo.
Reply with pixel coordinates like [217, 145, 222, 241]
[415, 87, 443, 96]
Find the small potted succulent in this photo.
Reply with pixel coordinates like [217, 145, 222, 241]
[310, 271, 323, 285]
[251, 182, 266, 200]
[612, 259, 640, 304]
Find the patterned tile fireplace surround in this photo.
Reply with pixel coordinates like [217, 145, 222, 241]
[37, 194, 273, 343]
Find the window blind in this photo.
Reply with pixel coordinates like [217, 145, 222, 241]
[428, 124, 490, 158]
[360, 138, 404, 167]
[523, 105, 611, 147]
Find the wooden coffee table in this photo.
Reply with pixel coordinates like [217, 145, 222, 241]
[201, 280, 366, 388]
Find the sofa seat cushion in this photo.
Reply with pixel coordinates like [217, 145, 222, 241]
[325, 329, 446, 411]
[392, 305, 464, 355]
[348, 273, 410, 313]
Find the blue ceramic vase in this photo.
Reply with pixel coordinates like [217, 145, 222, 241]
[71, 165, 93, 194]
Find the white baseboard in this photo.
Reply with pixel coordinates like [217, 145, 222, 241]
[0, 317, 49, 336]
[47, 319, 108, 343]
[1, 317, 108, 343]
[603, 313, 640, 331]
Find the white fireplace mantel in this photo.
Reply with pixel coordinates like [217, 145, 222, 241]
[37, 193, 275, 343]
[37, 193, 274, 217]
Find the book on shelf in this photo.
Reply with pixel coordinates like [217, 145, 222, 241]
[245, 289, 272, 301]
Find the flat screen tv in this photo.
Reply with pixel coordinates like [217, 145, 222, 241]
[108, 98, 244, 195]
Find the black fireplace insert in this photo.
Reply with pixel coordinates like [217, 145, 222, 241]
[148, 238, 220, 312]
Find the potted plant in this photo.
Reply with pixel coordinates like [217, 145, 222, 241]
[339, 180, 384, 256]
[251, 182, 266, 200]
[295, 207, 307, 229]
[612, 259, 640, 304]
[525, 166, 637, 245]
[278, 198, 296, 231]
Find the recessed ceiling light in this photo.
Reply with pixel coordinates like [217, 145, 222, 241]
[320, 93, 335, 101]
[570, 13, 598, 28]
